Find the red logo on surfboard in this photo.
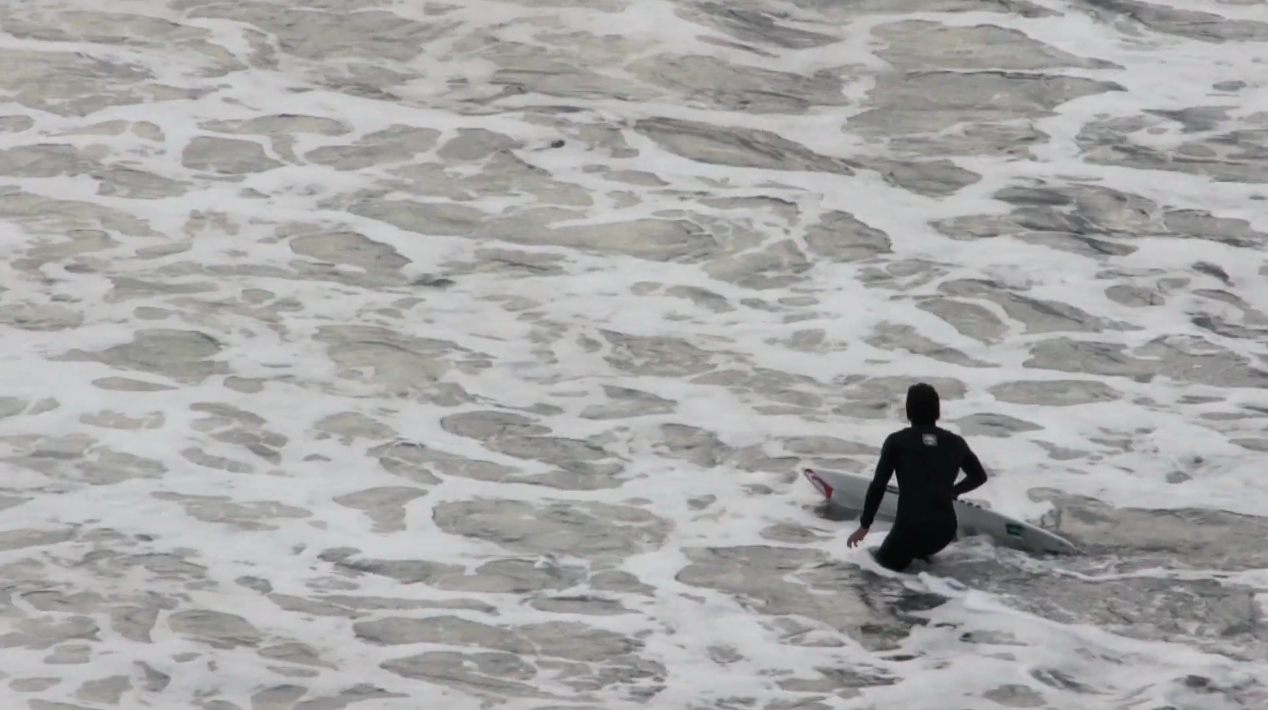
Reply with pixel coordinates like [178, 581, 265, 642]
[803, 468, 833, 499]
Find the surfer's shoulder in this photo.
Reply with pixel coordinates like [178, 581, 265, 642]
[926, 425, 964, 443]
[942, 428, 972, 450]
[884, 427, 917, 447]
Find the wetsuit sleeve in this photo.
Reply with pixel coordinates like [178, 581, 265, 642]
[952, 440, 988, 498]
[859, 435, 896, 528]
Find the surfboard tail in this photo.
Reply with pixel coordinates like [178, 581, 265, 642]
[803, 468, 834, 499]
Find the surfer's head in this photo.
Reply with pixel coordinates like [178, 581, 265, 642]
[905, 383, 940, 425]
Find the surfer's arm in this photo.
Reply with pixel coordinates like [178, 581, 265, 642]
[952, 444, 988, 498]
[858, 436, 896, 529]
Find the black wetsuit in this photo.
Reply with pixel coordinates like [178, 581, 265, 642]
[860, 425, 988, 571]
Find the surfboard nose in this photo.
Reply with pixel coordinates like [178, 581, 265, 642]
[802, 468, 834, 499]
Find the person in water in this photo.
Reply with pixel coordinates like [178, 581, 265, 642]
[846, 382, 989, 571]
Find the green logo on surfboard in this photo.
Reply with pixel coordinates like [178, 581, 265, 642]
[1005, 523, 1024, 538]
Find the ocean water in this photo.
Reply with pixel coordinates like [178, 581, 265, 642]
[0, 0, 1266, 708]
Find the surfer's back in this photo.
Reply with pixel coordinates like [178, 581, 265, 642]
[880, 425, 988, 523]
[856, 382, 990, 532]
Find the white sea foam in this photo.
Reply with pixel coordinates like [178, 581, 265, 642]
[0, 0, 1266, 708]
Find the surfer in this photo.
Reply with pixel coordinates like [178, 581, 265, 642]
[845, 383, 989, 571]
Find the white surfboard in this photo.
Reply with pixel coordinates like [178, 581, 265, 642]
[802, 467, 1079, 556]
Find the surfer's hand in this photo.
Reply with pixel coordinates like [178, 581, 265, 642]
[846, 526, 869, 548]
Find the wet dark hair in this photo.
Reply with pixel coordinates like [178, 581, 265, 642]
[905, 382, 940, 426]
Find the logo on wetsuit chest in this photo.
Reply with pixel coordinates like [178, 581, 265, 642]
[921, 433, 937, 446]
